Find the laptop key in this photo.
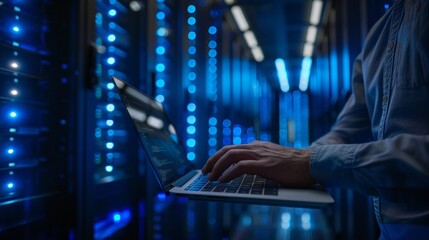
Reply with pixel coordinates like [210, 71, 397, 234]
[225, 188, 238, 193]
[250, 189, 263, 195]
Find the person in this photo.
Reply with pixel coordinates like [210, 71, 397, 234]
[202, 0, 429, 239]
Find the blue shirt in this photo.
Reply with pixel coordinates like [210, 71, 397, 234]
[310, 0, 429, 239]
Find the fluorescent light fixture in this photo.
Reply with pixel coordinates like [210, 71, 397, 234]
[299, 57, 313, 91]
[251, 46, 264, 62]
[129, 1, 143, 12]
[275, 58, 290, 92]
[231, 6, 249, 32]
[305, 25, 318, 44]
[309, 0, 323, 25]
[303, 43, 314, 57]
[225, 0, 235, 5]
[243, 31, 258, 48]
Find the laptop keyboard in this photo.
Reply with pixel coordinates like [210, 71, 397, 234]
[184, 174, 279, 196]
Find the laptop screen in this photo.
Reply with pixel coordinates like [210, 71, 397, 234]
[113, 77, 194, 188]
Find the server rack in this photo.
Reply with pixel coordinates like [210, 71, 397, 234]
[0, 0, 73, 238]
[80, 0, 147, 239]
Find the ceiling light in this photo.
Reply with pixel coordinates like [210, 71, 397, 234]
[303, 43, 314, 57]
[299, 57, 313, 91]
[231, 6, 249, 32]
[243, 31, 258, 48]
[309, 0, 323, 25]
[251, 46, 264, 62]
[305, 25, 318, 44]
[225, 0, 235, 5]
[275, 58, 290, 92]
[129, 1, 143, 12]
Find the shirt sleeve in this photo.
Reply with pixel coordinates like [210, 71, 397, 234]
[311, 134, 429, 196]
[309, 54, 429, 196]
[311, 53, 373, 146]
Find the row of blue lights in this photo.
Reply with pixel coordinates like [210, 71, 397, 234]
[95, 0, 130, 176]
[207, 20, 219, 157]
[154, 0, 171, 104]
[185, 4, 197, 161]
[153, 1, 171, 238]
[185, 3, 198, 236]
[3, 5, 24, 197]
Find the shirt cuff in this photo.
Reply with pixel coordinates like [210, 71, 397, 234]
[310, 144, 357, 188]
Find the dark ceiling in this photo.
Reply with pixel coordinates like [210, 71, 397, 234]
[234, 0, 312, 86]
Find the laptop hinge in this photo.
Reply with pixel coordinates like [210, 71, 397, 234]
[171, 170, 198, 188]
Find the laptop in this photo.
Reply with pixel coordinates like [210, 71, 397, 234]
[112, 76, 334, 208]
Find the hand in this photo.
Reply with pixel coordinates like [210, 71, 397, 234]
[202, 141, 316, 187]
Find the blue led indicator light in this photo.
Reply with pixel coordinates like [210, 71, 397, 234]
[106, 104, 115, 112]
[106, 120, 114, 126]
[208, 26, 217, 35]
[157, 192, 167, 201]
[187, 116, 196, 124]
[156, 79, 165, 88]
[107, 83, 114, 90]
[188, 85, 196, 94]
[156, 63, 166, 72]
[156, 12, 165, 20]
[113, 213, 121, 223]
[157, 28, 168, 37]
[187, 152, 196, 161]
[108, 69, 116, 76]
[12, 26, 20, 32]
[233, 127, 242, 135]
[188, 31, 196, 40]
[209, 117, 217, 126]
[187, 5, 196, 13]
[208, 49, 217, 58]
[208, 138, 217, 147]
[155, 95, 165, 102]
[106, 142, 114, 149]
[384, 4, 390, 10]
[105, 165, 114, 172]
[9, 112, 17, 118]
[187, 103, 196, 112]
[107, 57, 115, 65]
[188, 17, 196, 25]
[187, 126, 196, 134]
[7, 148, 14, 154]
[156, 46, 166, 55]
[187, 59, 196, 68]
[108, 9, 117, 16]
[188, 46, 196, 55]
[107, 34, 116, 42]
[7, 183, 14, 189]
[188, 72, 196, 81]
[208, 40, 217, 49]
[186, 138, 197, 147]
[233, 137, 242, 144]
[223, 119, 231, 127]
[209, 127, 217, 135]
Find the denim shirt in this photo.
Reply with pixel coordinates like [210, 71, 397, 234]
[310, 0, 429, 239]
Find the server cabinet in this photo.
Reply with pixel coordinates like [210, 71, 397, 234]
[75, 0, 147, 239]
[0, 0, 73, 238]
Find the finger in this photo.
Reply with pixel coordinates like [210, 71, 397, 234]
[218, 160, 261, 182]
[202, 144, 250, 174]
[209, 149, 255, 180]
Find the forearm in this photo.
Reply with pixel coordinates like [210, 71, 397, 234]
[310, 134, 429, 196]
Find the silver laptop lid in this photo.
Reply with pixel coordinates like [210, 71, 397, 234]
[112, 76, 195, 190]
